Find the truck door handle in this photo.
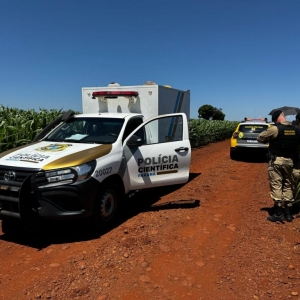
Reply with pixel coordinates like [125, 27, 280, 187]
[175, 147, 189, 152]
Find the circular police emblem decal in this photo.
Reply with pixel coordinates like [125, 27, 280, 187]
[35, 144, 72, 152]
[238, 132, 244, 138]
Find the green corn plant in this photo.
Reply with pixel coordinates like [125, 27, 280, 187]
[0, 105, 69, 152]
[189, 119, 239, 148]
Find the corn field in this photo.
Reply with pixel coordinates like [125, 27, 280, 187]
[189, 118, 239, 148]
[0, 106, 239, 152]
[0, 105, 65, 152]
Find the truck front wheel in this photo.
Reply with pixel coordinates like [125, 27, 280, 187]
[92, 180, 122, 230]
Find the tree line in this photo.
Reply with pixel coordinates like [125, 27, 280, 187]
[198, 104, 225, 120]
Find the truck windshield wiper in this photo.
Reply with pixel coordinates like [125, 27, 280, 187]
[43, 138, 65, 142]
[61, 139, 81, 143]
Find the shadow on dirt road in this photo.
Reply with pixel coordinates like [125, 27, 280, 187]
[0, 173, 201, 249]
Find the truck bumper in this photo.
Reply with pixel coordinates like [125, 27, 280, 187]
[35, 177, 99, 220]
[0, 174, 99, 222]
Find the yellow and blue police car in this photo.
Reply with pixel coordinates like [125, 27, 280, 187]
[230, 118, 271, 159]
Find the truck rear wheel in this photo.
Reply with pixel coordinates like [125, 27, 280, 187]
[92, 180, 122, 230]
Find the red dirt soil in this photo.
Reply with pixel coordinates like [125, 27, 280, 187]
[1, 139, 300, 300]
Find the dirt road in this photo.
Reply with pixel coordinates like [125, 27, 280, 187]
[1, 139, 300, 300]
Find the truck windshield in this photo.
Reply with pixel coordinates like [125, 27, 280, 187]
[44, 117, 125, 144]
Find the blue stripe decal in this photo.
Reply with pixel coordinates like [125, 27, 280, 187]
[173, 92, 181, 113]
[168, 92, 181, 137]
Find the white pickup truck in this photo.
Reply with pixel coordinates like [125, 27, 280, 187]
[0, 82, 191, 232]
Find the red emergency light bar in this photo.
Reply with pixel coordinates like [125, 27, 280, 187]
[92, 91, 139, 98]
[244, 117, 268, 122]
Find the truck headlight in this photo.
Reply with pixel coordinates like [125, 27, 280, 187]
[46, 169, 75, 184]
[73, 162, 96, 181]
[39, 160, 96, 188]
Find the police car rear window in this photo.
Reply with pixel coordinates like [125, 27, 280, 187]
[239, 124, 268, 133]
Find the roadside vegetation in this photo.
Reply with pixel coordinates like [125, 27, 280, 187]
[0, 105, 239, 152]
[189, 118, 239, 148]
[0, 106, 64, 152]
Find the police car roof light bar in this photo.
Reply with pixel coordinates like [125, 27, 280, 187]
[243, 117, 268, 122]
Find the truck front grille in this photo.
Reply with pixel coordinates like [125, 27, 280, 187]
[0, 165, 41, 217]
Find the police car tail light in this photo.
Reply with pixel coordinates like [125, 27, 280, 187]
[233, 132, 239, 139]
[40, 161, 96, 188]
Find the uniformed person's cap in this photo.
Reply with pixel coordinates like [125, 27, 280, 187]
[296, 113, 300, 120]
[271, 110, 282, 122]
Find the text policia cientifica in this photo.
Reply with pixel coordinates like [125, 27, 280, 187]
[137, 155, 179, 173]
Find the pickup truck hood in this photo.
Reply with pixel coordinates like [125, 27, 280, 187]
[0, 142, 112, 170]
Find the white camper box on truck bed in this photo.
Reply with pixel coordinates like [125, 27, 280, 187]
[0, 81, 191, 233]
[82, 82, 190, 120]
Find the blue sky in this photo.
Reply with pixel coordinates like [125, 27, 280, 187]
[0, 0, 299, 121]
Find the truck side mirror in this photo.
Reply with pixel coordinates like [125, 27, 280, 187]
[126, 135, 143, 147]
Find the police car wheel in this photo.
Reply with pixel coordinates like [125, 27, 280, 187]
[230, 150, 238, 160]
[92, 181, 121, 229]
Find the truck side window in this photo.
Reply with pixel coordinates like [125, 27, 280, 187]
[136, 115, 183, 145]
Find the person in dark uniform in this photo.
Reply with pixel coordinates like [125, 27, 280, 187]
[257, 110, 300, 222]
[292, 113, 300, 201]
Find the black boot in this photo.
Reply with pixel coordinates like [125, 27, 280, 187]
[284, 206, 293, 222]
[267, 206, 285, 222]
